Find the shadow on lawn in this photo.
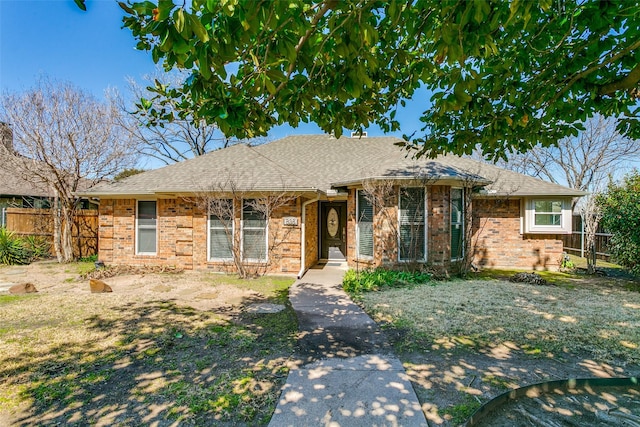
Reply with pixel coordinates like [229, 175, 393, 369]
[2, 298, 298, 426]
[400, 341, 640, 426]
[382, 311, 640, 425]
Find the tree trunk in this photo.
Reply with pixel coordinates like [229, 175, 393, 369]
[587, 243, 597, 274]
[60, 203, 75, 262]
[52, 193, 63, 263]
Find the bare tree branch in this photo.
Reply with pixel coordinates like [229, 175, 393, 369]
[113, 71, 234, 165]
[1, 76, 138, 262]
[494, 115, 640, 206]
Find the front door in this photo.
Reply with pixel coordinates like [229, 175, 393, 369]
[320, 202, 347, 259]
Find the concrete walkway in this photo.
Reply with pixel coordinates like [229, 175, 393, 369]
[269, 262, 428, 426]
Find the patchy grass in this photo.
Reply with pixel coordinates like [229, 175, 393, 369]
[361, 278, 640, 364]
[0, 273, 297, 426]
[359, 273, 640, 426]
[59, 260, 97, 279]
[208, 274, 294, 302]
[441, 395, 482, 425]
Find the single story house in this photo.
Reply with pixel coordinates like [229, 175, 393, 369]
[1, 124, 53, 226]
[80, 135, 585, 276]
[0, 123, 96, 227]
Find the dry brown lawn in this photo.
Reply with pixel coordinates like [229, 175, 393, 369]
[359, 273, 640, 426]
[0, 261, 298, 426]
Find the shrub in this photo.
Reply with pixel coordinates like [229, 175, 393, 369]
[598, 172, 640, 275]
[22, 235, 51, 261]
[0, 227, 30, 265]
[342, 268, 431, 294]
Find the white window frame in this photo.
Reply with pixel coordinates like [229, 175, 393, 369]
[524, 198, 572, 234]
[207, 199, 234, 262]
[356, 189, 374, 260]
[398, 187, 427, 263]
[241, 199, 268, 263]
[135, 200, 157, 255]
[451, 187, 464, 261]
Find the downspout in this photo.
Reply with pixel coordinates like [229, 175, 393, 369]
[298, 195, 320, 279]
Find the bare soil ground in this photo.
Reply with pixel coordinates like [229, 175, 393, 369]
[0, 261, 299, 426]
[360, 270, 640, 426]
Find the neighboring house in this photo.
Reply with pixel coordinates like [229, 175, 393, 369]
[0, 124, 53, 226]
[80, 135, 585, 276]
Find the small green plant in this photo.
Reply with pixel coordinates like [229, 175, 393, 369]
[560, 252, 575, 269]
[78, 254, 98, 263]
[342, 268, 431, 294]
[22, 235, 51, 261]
[0, 227, 30, 265]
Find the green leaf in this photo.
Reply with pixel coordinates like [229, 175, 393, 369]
[454, 84, 472, 103]
[174, 8, 185, 33]
[118, 2, 134, 14]
[264, 76, 277, 95]
[539, 0, 552, 12]
[198, 49, 211, 79]
[131, 1, 157, 15]
[172, 36, 191, 54]
[157, 0, 174, 21]
[74, 0, 87, 11]
[189, 14, 210, 42]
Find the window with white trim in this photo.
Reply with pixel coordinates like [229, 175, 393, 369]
[451, 188, 464, 260]
[523, 198, 572, 234]
[136, 200, 157, 255]
[209, 199, 234, 260]
[356, 190, 374, 258]
[534, 200, 562, 226]
[399, 187, 426, 262]
[242, 199, 267, 262]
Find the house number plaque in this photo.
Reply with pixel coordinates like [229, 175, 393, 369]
[283, 216, 298, 226]
[327, 208, 339, 237]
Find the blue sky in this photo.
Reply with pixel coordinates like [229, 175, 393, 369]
[0, 0, 424, 149]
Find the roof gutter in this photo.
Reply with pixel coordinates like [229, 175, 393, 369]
[297, 195, 320, 279]
[330, 175, 492, 188]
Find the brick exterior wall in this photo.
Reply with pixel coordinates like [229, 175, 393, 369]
[304, 200, 319, 270]
[98, 197, 303, 274]
[427, 185, 450, 268]
[98, 191, 564, 274]
[472, 198, 563, 270]
[346, 186, 454, 272]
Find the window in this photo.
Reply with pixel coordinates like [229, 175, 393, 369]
[242, 199, 267, 262]
[399, 188, 426, 261]
[523, 198, 572, 234]
[356, 190, 374, 258]
[534, 200, 562, 226]
[451, 188, 464, 260]
[209, 199, 234, 260]
[136, 200, 156, 254]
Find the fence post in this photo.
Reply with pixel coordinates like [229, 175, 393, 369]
[1, 207, 5, 227]
[580, 214, 585, 258]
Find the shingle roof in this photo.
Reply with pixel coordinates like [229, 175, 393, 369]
[0, 148, 54, 198]
[81, 135, 586, 198]
[84, 143, 312, 196]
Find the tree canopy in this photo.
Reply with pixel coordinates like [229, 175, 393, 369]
[113, 0, 639, 160]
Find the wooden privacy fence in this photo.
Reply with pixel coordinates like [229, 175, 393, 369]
[560, 214, 611, 261]
[3, 207, 98, 258]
